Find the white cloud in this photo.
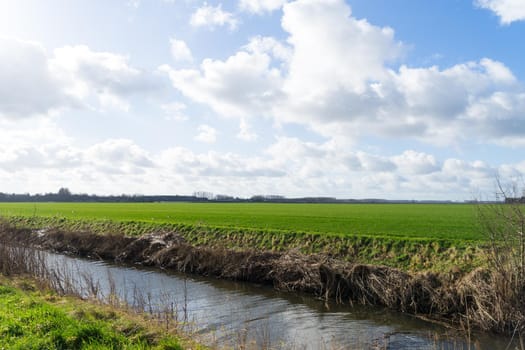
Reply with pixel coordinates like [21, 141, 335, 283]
[169, 37, 193, 63]
[0, 38, 161, 118]
[392, 150, 439, 175]
[195, 124, 218, 143]
[163, 0, 525, 146]
[239, 0, 288, 14]
[356, 152, 396, 172]
[0, 37, 73, 119]
[127, 0, 141, 9]
[161, 102, 189, 121]
[5, 1, 521, 199]
[0, 123, 519, 199]
[281, 0, 402, 97]
[476, 0, 525, 24]
[159, 147, 284, 178]
[190, 3, 239, 30]
[0, 140, 158, 196]
[160, 49, 283, 117]
[52, 45, 159, 111]
[261, 137, 503, 199]
[244, 35, 292, 63]
[0, 118, 154, 178]
[84, 139, 154, 174]
[237, 118, 258, 141]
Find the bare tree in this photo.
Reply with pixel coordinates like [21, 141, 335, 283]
[478, 178, 525, 288]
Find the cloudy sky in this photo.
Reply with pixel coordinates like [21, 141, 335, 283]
[1, 0, 524, 200]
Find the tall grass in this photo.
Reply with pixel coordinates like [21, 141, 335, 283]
[1, 219, 522, 349]
[0, 241, 481, 350]
[0, 242, 285, 349]
[3, 214, 485, 272]
[476, 181, 525, 341]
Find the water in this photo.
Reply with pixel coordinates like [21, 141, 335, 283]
[42, 251, 513, 349]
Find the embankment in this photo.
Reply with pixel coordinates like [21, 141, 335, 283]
[4, 215, 486, 271]
[0, 218, 523, 337]
[0, 277, 200, 350]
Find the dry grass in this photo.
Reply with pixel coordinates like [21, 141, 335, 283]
[1, 219, 524, 343]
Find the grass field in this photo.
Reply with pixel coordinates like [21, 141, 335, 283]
[0, 202, 482, 241]
[0, 279, 189, 350]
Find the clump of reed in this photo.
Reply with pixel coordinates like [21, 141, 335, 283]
[1, 219, 524, 343]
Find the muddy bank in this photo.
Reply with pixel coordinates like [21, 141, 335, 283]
[0, 221, 523, 337]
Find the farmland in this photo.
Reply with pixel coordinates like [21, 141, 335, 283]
[0, 202, 482, 241]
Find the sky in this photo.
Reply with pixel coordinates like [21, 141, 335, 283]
[0, 0, 524, 200]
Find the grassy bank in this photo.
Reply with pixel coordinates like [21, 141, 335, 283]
[0, 202, 488, 272]
[0, 277, 198, 350]
[3, 214, 487, 272]
[1, 217, 523, 339]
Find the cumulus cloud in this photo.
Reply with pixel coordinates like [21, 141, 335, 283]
[190, 3, 239, 30]
[51, 45, 160, 111]
[161, 102, 189, 121]
[0, 139, 158, 195]
[243, 35, 292, 63]
[169, 37, 193, 63]
[0, 123, 157, 194]
[0, 38, 161, 118]
[237, 118, 258, 141]
[0, 126, 153, 176]
[0, 123, 518, 199]
[262, 137, 504, 199]
[0, 37, 73, 119]
[160, 49, 283, 117]
[392, 150, 439, 175]
[281, 0, 402, 96]
[239, 0, 288, 14]
[159, 147, 284, 178]
[476, 0, 525, 24]
[162, 0, 525, 146]
[195, 124, 218, 143]
[0, 145, 80, 172]
[84, 139, 154, 174]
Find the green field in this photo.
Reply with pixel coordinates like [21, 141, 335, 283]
[0, 280, 191, 349]
[0, 202, 482, 241]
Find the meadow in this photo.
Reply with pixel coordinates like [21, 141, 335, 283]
[0, 202, 482, 241]
[0, 277, 194, 350]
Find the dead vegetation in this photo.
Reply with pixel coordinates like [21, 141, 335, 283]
[0, 220, 524, 340]
[474, 180, 525, 340]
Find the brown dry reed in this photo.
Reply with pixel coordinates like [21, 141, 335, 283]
[0, 218, 524, 342]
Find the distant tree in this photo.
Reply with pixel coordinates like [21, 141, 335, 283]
[57, 187, 72, 197]
[215, 194, 234, 201]
[193, 191, 213, 200]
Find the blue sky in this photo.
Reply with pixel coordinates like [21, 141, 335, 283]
[0, 0, 524, 200]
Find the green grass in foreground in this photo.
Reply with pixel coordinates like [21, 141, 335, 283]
[0, 202, 482, 241]
[0, 279, 194, 350]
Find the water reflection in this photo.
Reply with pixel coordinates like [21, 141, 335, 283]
[43, 252, 509, 349]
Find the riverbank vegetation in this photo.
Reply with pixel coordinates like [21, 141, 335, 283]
[0, 200, 524, 341]
[0, 202, 487, 273]
[0, 279, 193, 350]
[0, 219, 523, 340]
[0, 243, 202, 350]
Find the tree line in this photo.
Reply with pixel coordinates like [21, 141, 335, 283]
[0, 188, 473, 204]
